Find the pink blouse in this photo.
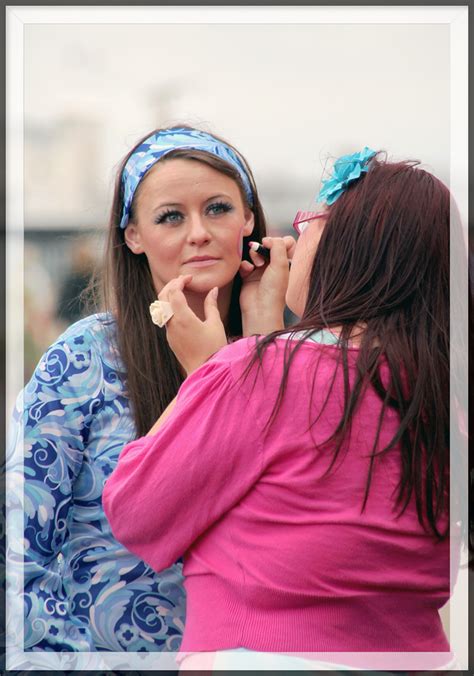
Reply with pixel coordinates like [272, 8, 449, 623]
[103, 336, 450, 659]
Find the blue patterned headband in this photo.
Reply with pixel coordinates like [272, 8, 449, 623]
[317, 147, 377, 206]
[119, 127, 254, 229]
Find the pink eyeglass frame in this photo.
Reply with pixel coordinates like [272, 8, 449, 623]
[292, 210, 326, 235]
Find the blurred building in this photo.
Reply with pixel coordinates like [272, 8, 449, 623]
[25, 115, 105, 231]
[24, 116, 105, 378]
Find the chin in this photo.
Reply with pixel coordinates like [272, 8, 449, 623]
[186, 271, 236, 294]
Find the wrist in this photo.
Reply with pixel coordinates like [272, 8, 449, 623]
[242, 308, 285, 336]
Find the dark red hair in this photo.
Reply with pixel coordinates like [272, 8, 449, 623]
[250, 157, 451, 538]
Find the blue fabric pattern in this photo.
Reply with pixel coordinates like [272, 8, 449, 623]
[317, 147, 376, 205]
[7, 314, 185, 652]
[120, 127, 254, 228]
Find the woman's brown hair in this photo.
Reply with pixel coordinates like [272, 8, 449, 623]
[248, 157, 453, 539]
[100, 126, 267, 437]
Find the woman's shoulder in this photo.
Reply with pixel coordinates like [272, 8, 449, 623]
[207, 332, 353, 395]
[208, 334, 323, 368]
[212, 336, 258, 360]
[47, 312, 122, 365]
[212, 331, 343, 365]
[186, 332, 348, 397]
[25, 313, 124, 395]
[203, 336, 262, 375]
[56, 312, 116, 344]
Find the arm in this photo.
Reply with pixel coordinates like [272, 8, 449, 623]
[7, 331, 98, 651]
[103, 353, 264, 572]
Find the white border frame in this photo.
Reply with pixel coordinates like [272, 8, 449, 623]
[6, 5, 469, 671]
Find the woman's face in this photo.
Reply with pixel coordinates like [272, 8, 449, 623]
[286, 216, 327, 317]
[124, 158, 254, 295]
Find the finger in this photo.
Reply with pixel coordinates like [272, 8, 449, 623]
[261, 236, 285, 249]
[166, 285, 196, 323]
[158, 274, 193, 302]
[240, 262, 264, 284]
[282, 235, 297, 259]
[262, 237, 290, 267]
[203, 287, 222, 325]
[239, 260, 256, 279]
[158, 278, 181, 303]
[248, 246, 266, 268]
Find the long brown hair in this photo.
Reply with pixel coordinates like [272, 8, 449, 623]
[249, 158, 451, 538]
[101, 126, 267, 436]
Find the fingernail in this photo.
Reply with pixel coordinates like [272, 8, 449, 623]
[212, 286, 219, 299]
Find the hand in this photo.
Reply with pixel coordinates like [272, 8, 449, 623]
[239, 236, 295, 336]
[159, 275, 227, 376]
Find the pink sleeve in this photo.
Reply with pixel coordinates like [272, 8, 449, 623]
[103, 356, 264, 572]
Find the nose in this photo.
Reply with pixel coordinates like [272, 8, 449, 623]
[186, 213, 211, 246]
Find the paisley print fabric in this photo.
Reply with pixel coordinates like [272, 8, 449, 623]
[8, 314, 185, 652]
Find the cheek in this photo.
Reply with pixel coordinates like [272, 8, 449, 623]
[158, 242, 181, 264]
[215, 224, 245, 260]
[152, 231, 182, 259]
[143, 233, 184, 278]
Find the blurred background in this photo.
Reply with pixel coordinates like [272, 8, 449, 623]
[22, 20, 450, 381]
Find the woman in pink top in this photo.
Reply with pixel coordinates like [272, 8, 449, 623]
[103, 150, 458, 670]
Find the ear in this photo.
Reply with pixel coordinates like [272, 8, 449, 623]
[124, 223, 144, 255]
[242, 209, 255, 237]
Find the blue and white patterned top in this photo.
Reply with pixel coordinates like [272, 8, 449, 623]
[8, 314, 185, 652]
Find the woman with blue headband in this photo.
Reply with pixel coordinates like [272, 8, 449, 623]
[9, 125, 291, 655]
[104, 149, 459, 670]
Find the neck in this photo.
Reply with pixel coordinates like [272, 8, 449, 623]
[184, 283, 232, 329]
[324, 323, 369, 346]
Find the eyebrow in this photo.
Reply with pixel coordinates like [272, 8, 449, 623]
[152, 194, 233, 211]
[152, 202, 182, 211]
[205, 194, 232, 202]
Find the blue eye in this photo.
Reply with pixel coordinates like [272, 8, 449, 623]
[206, 202, 233, 216]
[155, 210, 183, 225]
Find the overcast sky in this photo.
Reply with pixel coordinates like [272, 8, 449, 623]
[24, 18, 450, 229]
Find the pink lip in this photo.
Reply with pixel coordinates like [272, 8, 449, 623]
[184, 256, 220, 268]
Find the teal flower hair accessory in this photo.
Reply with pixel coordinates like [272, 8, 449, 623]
[317, 146, 377, 206]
